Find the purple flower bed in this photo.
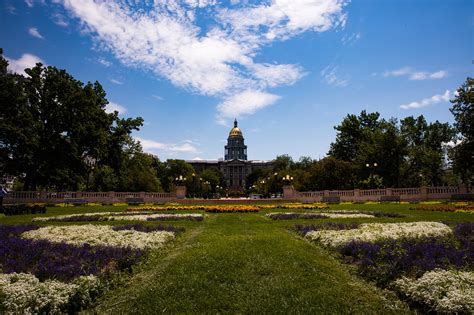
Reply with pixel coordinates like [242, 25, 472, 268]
[293, 222, 360, 235]
[360, 211, 404, 218]
[337, 222, 473, 286]
[269, 213, 327, 220]
[112, 224, 185, 233]
[147, 215, 204, 222]
[46, 214, 104, 222]
[0, 224, 150, 282]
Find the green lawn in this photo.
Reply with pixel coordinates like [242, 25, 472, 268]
[1, 203, 472, 314]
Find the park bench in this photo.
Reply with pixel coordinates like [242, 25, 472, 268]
[322, 196, 341, 203]
[64, 198, 87, 206]
[379, 195, 400, 203]
[450, 194, 474, 201]
[125, 197, 145, 205]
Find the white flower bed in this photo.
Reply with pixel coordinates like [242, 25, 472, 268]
[32, 212, 116, 222]
[393, 269, 474, 314]
[107, 213, 203, 221]
[32, 212, 203, 222]
[306, 222, 452, 247]
[0, 273, 100, 315]
[22, 225, 174, 250]
[266, 212, 375, 219]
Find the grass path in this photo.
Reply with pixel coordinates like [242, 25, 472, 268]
[90, 213, 410, 314]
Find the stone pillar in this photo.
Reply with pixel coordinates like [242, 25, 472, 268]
[107, 191, 115, 203]
[283, 185, 295, 199]
[386, 188, 392, 196]
[459, 183, 468, 194]
[40, 191, 48, 203]
[323, 190, 330, 197]
[175, 185, 187, 199]
[420, 186, 428, 201]
[353, 189, 360, 202]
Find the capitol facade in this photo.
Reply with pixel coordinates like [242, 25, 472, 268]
[187, 119, 273, 190]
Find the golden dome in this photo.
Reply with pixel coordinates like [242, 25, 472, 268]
[229, 119, 243, 138]
[229, 127, 242, 137]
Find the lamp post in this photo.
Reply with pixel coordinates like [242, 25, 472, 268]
[282, 174, 294, 185]
[366, 163, 378, 176]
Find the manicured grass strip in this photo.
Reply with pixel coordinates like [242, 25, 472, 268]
[91, 213, 409, 314]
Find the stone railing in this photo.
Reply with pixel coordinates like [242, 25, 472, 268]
[4, 190, 175, 204]
[284, 185, 470, 202]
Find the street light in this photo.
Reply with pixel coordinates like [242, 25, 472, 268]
[282, 174, 293, 184]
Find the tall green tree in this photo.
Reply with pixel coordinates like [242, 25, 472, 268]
[0, 49, 146, 191]
[449, 77, 474, 185]
[400, 116, 455, 186]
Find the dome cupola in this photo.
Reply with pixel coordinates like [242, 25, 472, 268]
[229, 118, 243, 138]
[224, 119, 247, 160]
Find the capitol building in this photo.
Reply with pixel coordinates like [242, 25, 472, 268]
[187, 119, 273, 190]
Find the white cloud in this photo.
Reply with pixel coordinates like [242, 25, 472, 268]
[97, 57, 112, 67]
[6, 53, 44, 75]
[25, 0, 45, 8]
[110, 78, 123, 85]
[400, 90, 451, 109]
[216, 90, 281, 119]
[341, 32, 361, 45]
[410, 70, 448, 81]
[151, 94, 163, 101]
[218, 0, 348, 42]
[383, 67, 411, 77]
[28, 27, 44, 39]
[6, 4, 17, 14]
[55, 0, 348, 121]
[383, 67, 447, 80]
[320, 65, 349, 87]
[51, 12, 69, 27]
[105, 101, 127, 114]
[135, 137, 199, 154]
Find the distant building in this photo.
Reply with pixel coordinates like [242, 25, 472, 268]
[187, 119, 273, 190]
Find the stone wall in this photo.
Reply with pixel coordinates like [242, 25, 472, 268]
[284, 185, 470, 202]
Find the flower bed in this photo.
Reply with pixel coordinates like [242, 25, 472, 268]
[33, 212, 204, 222]
[410, 204, 474, 213]
[268, 210, 404, 220]
[126, 203, 329, 212]
[298, 222, 473, 313]
[0, 273, 101, 314]
[0, 222, 181, 313]
[22, 225, 174, 250]
[305, 222, 452, 247]
[393, 269, 474, 314]
[266, 211, 375, 220]
[259, 203, 329, 210]
[204, 205, 260, 213]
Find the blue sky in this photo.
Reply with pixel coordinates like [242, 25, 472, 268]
[1, 0, 472, 161]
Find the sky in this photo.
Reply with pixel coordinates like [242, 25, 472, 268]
[1, 0, 473, 161]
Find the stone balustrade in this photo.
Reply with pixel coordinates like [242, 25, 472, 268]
[284, 184, 471, 202]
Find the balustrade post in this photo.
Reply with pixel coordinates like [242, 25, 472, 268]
[386, 188, 392, 196]
[107, 191, 115, 203]
[420, 186, 428, 201]
[459, 183, 467, 194]
[353, 189, 360, 202]
[175, 186, 187, 199]
[283, 185, 295, 199]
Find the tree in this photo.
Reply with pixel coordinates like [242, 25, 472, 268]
[157, 159, 195, 192]
[272, 154, 294, 172]
[0, 48, 146, 191]
[400, 116, 455, 186]
[449, 77, 474, 185]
